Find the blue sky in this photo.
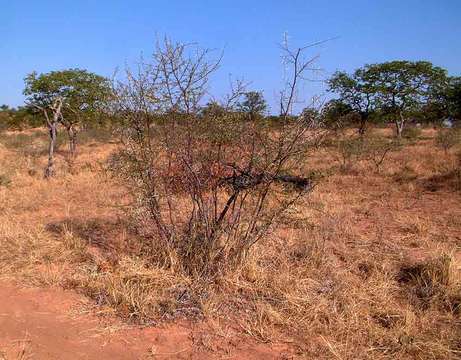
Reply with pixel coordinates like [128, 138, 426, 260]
[2, 0, 460, 112]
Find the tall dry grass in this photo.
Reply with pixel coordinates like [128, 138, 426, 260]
[0, 127, 460, 359]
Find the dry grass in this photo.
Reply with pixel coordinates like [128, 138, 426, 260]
[0, 127, 460, 359]
[0, 332, 33, 360]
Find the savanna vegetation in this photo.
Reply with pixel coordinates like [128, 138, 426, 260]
[1, 37, 460, 359]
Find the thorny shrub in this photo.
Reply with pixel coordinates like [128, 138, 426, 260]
[109, 38, 325, 278]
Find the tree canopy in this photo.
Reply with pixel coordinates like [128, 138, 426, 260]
[24, 69, 111, 123]
[237, 91, 267, 120]
[328, 60, 450, 136]
[446, 77, 461, 119]
[23, 69, 111, 176]
[328, 68, 379, 134]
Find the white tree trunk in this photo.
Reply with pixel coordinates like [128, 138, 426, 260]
[395, 111, 405, 138]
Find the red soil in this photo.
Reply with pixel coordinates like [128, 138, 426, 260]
[0, 282, 289, 359]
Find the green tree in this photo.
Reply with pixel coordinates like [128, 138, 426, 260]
[238, 91, 267, 121]
[320, 99, 354, 129]
[367, 61, 447, 137]
[427, 76, 461, 122]
[328, 68, 378, 135]
[447, 77, 461, 119]
[24, 69, 110, 176]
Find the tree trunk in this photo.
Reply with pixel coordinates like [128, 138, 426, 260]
[43, 97, 63, 178]
[44, 122, 57, 178]
[395, 111, 405, 138]
[358, 113, 368, 136]
[67, 126, 77, 158]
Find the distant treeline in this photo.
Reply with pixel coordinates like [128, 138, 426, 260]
[0, 105, 42, 130]
[1, 59, 460, 135]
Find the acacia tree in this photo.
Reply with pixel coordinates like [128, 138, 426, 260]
[237, 91, 267, 121]
[328, 68, 378, 135]
[24, 69, 110, 176]
[367, 61, 447, 137]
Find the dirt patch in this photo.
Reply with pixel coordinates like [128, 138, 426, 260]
[0, 282, 288, 359]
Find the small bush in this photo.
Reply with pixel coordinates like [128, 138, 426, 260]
[336, 137, 364, 171]
[435, 129, 460, 154]
[111, 39, 322, 279]
[362, 135, 400, 173]
[112, 115, 318, 277]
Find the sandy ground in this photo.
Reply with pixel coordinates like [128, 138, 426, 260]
[0, 282, 286, 359]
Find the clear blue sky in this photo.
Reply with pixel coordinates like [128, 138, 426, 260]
[2, 0, 460, 112]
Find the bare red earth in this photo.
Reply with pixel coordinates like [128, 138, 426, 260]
[0, 282, 289, 359]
